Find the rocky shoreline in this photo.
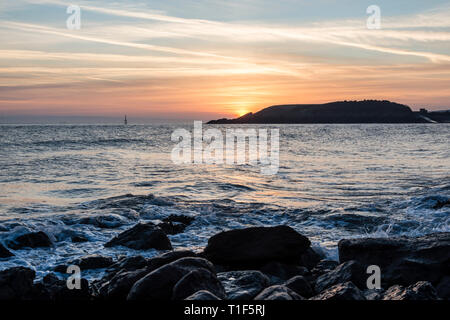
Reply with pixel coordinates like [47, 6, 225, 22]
[0, 222, 449, 300]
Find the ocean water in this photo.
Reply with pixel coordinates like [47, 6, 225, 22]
[0, 123, 449, 279]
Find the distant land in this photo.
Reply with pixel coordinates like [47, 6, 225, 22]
[208, 100, 450, 124]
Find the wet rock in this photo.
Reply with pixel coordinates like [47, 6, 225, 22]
[254, 285, 303, 300]
[364, 289, 385, 300]
[163, 214, 195, 225]
[172, 269, 226, 300]
[95, 268, 150, 299]
[75, 254, 114, 270]
[71, 236, 88, 243]
[35, 276, 91, 300]
[315, 260, 366, 293]
[157, 222, 187, 235]
[127, 257, 215, 300]
[147, 250, 198, 270]
[259, 261, 309, 283]
[285, 276, 314, 298]
[77, 214, 128, 229]
[383, 281, 439, 300]
[218, 270, 270, 300]
[338, 232, 450, 287]
[105, 223, 172, 250]
[298, 247, 323, 270]
[311, 260, 339, 276]
[185, 290, 221, 300]
[7, 231, 52, 250]
[109, 255, 148, 272]
[203, 226, 311, 267]
[0, 267, 36, 300]
[436, 276, 450, 300]
[0, 243, 14, 258]
[311, 282, 366, 300]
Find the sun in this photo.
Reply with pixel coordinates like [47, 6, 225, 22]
[236, 109, 249, 117]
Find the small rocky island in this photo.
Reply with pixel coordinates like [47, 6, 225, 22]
[208, 100, 450, 124]
[1, 222, 448, 300]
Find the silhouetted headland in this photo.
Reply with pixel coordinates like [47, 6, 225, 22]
[208, 100, 450, 124]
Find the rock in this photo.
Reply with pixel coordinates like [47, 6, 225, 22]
[254, 285, 304, 300]
[0, 243, 14, 258]
[6, 231, 52, 249]
[172, 269, 226, 300]
[436, 276, 450, 300]
[311, 282, 366, 300]
[298, 247, 322, 270]
[203, 226, 311, 267]
[185, 290, 221, 300]
[147, 250, 198, 271]
[311, 260, 339, 276]
[127, 257, 215, 300]
[35, 277, 91, 300]
[0, 267, 36, 300]
[105, 223, 172, 250]
[259, 261, 309, 282]
[163, 214, 195, 225]
[315, 260, 366, 293]
[383, 281, 439, 300]
[157, 222, 187, 235]
[78, 214, 128, 228]
[363, 289, 385, 300]
[71, 236, 88, 243]
[76, 254, 114, 270]
[95, 268, 150, 299]
[338, 233, 450, 287]
[109, 255, 148, 272]
[218, 271, 270, 300]
[285, 276, 314, 298]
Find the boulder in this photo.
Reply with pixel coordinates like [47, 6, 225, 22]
[105, 223, 172, 250]
[0, 243, 14, 258]
[203, 226, 310, 267]
[172, 269, 226, 300]
[7, 231, 52, 249]
[259, 261, 309, 283]
[185, 290, 221, 300]
[436, 276, 450, 300]
[157, 222, 187, 235]
[0, 267, 36, 300]
[254, 285, 303, 300]
[127, 257, 215, 300]
[34, 276, 91, 300]
[311, 282, 366, 301]
[285, 276, 314, 298]
[315, 260, 366, 293]
[218, 270, 270, 300]
[363, 289, 385, 300]
[75, 254, 114, 270]
[108, 255, 148, 273]
[311, 260, 339, 276]
[95, 268, 150, 299]
[383, 281, 439, 300]
[338, 233, 450, 287]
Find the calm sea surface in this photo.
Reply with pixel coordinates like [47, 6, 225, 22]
[0, 123, 449, 278]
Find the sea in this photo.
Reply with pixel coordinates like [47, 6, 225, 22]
[0, 123, 449, 279]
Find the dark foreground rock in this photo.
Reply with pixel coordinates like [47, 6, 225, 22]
[203, 226, 310, 267]
[0, 243, 14, 258]
[254, 285, 303, 300]
[311, 282, 366, 301]
[172, 268, 226, 300]
[127, 257, 216, 300]
[185, 290, 221, 300]
[105, 223, 172, 250]
[315, 260, 366, 293]
[383, 281, 439, 300]
[0, 267, 35, 300]
[35, 274, 91, 300]
[218, 271, 270, 300]
[338, 232, 450, 287]
[285, 276, 314, 298]
[6, 231, 52, 250]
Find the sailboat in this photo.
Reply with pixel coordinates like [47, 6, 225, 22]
[124, 115, 128, 125]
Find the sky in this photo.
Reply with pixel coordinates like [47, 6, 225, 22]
[0, 0, 449, 122]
